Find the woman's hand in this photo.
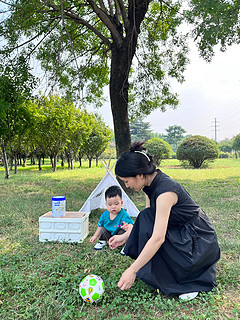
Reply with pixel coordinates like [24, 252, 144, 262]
[118, 267, 136, 290]
[109, 233, 127, 249]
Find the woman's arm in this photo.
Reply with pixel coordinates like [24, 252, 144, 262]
[145, 194, 150, 208]
[118, 191, 178, 290]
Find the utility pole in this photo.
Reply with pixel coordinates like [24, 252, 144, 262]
[214, 118, 217, 142]
[212, 118, 219, 142]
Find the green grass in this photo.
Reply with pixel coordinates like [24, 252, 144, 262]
[0, 159, 239, 319]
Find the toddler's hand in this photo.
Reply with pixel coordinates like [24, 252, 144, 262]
[90, 235, 97, 243]
[121, 221, 129, 231]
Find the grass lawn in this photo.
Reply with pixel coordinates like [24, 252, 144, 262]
[0, 159, 239, 319]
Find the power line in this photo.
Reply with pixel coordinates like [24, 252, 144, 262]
[217, 101, 240, 122]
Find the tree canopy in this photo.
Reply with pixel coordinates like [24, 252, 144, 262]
[0, 92, 112, 177]
[82, 114, 113, 167]
[1, 0, 239, 155]
[31, 95, 78, 172]
[0, 0, 189, 156]
[130, 118, 152, 142]
[164, 125, 186, 152]
[232, 134, 240, 158]
[0, 56, 36, 178]
[218, 138, 233, 154]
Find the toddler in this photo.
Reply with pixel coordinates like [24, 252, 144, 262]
[90, 185, 134, 252]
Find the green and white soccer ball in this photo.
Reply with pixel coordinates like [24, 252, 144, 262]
[79, 274, 105, 303]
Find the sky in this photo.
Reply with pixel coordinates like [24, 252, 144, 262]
[96, 42, 240, 142]
[146, 43, 240, 142]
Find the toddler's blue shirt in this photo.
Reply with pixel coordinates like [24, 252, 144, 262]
[97, 208, 134, 235]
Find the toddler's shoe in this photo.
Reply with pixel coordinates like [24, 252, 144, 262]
[94, 240, 106, 250]
[120, 246, 126, 256]
[179, 292, 198, 301]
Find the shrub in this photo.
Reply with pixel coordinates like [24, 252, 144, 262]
[219, 152, 229, 159]
[144, 138, 172, 166]
[176, 135, 219, 168]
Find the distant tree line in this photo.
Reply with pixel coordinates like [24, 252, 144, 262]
[130, 118, 240, 168]
[0, 94, 112, 179]
[130, 118, 188, 152]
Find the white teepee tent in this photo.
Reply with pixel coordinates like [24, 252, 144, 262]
[79, 160, 139, 217]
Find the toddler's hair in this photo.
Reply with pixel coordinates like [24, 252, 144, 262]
[105, 185, 122, 200]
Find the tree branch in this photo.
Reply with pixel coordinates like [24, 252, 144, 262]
[116, 0, 129, 30]
[28, 19, 61, 56]
[99, 0, 109, 14]
[60, 0, 83, 93]
[107, 0, 114, 16]
[114, 0, 120, 21]
[0, 18, 60, 54]
[44, 1, 112, 48]
[86, 0, 123, 46]
[161, 0, 194, 23]
[0, 0, 14, 6]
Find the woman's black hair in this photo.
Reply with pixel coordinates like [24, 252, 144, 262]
[115, 141, 156, 177]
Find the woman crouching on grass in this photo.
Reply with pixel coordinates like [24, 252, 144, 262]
[109, 142, 220, 301]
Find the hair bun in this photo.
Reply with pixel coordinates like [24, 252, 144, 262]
[115, 141, 156, 177]
[129, 141, 146, 152]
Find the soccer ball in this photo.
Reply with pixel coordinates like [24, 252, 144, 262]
[79, 274, 105, 303]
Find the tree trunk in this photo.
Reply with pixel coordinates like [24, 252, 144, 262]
[22, 157, 27, 167]
[88, 157, 92, 168]
[14, 156, 18, 174]
[79, 156, 82, 167]
[1, 145, 10, 179]
[38, 156, 42, 170]
[60, 153, 64, 167]
[67, 156, 71, 169]
[109, 1, 150, 157]
[110, 42, 131, 157]
[9, 156, 13, 171]
[53, 154, 57, 172]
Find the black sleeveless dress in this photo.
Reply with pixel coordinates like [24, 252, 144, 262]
[124, 170, 220, 295]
